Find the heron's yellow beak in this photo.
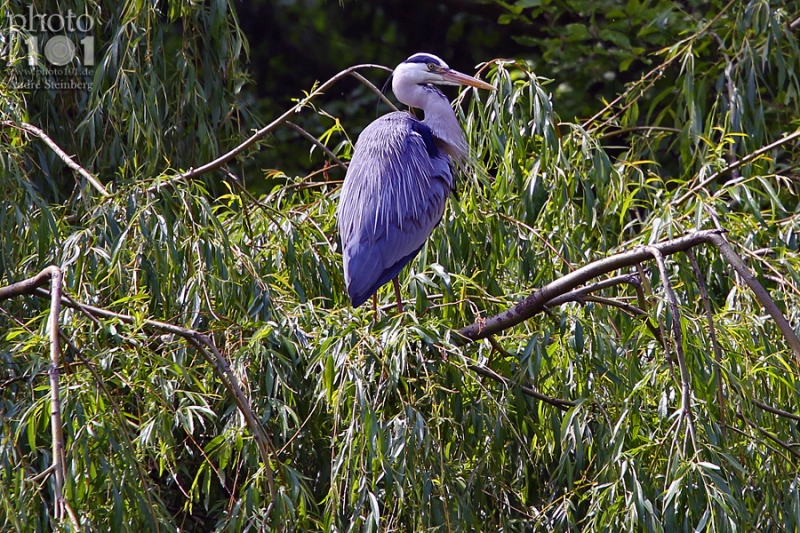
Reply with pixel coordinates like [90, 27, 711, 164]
[441, 69, 495, 90]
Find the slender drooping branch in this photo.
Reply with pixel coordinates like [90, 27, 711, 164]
[59, 332, 156, 532]
[468, 364, 576, 410]
[457, 230, 800, 364]
[646, 246, 695, 447]
[1, 275, 281, 500]
[27, 287, 280, 497]
[688, 249, 727, 438]
[1, 121, 110, 197]
[146, 64, 394, 194]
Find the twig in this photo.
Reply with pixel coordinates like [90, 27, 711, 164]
[722, 422, 794, 464]
[1, 121, 110, 197]
[688, 249, 727, 439]
[147, 63, 393, 193]
[285, 121, 347, 172]
[646, 246, 696, 448]
[677, 129, 800, 205]
[598, 126, 682, 139]
[468, 364, 576, 410]
[348, 71, 399, 112]
[487, 335, 511, 362]
[736, 411, 800, 460]
[544, 272, 643, 307]
[540, 272, 657, 336]
[581, 295, 648, 317]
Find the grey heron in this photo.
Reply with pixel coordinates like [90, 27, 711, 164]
[337, 53, 494, 312]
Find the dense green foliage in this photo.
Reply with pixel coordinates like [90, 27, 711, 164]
[2, 0, 800, 531]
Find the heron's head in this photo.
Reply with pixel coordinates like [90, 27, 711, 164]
[393, 53, 494, 90]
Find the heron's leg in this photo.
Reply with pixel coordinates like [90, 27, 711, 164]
[392, 277, 403, 313]
[372, 293, 378, 315]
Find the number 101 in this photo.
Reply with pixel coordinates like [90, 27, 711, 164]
[24, 35, 95, 67]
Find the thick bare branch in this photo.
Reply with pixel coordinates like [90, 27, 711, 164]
[458, 230, 725, 341]
[0, 267, 61, 301]
[457, 230, 800, 366]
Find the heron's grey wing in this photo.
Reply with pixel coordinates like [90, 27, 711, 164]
[337, 112, 453, 307]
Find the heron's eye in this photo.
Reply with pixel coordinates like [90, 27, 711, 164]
[427, 63, 437, 71]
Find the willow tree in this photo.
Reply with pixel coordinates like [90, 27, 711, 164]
[2, 1, 800, 532]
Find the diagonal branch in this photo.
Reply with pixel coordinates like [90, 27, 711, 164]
[1, 121, 110, 197]
[146, 63, 393, 193]
[676, 129, 800, 205]
[458, 231, 725, 340]
[705, 232, 800, 363]
[468, 364, 576, 411]
[285, 121, 347, 172]
[456, 230, 800, 364]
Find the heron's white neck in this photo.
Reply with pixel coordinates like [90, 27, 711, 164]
[392, 81, 468, 163]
